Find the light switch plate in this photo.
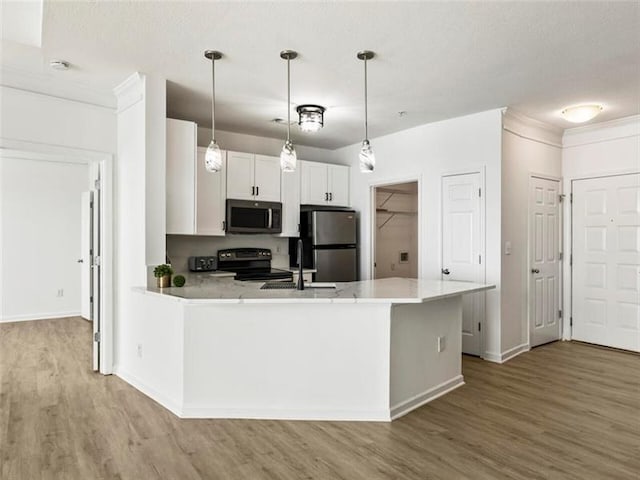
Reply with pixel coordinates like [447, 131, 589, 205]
[505, 241, 512, 255]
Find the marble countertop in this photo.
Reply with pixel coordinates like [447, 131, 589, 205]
[136, 277, 494, 305]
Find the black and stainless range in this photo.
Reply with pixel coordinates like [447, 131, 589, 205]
[217, 248, 293, 282]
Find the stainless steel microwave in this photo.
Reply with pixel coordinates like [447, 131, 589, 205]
[225, 199, 282, 234]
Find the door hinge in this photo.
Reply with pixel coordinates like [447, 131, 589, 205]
[559, 194, 565, 203]
[478, 322, 481, 332]
[570, 193, 573, 203]
[479, 255, 482, 264]
[94, 179, 101, 190]
[559, 309, 563, 319]
[478, 188, 482, 198]
[90, 295, 94, 304]
[93, 331, 101, 342]
[570, 317, 573, 327]
[569, 254, 573, 266]
[559, 252, 563, 261]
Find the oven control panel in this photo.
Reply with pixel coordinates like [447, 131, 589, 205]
[188, 256, 218, 272]
[218, 248, 272, 262]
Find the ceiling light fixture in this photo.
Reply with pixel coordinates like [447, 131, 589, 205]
[49, 59, 70, 70]
[280, 50, 298, 173]
[561, 104, 603, 123]
[357, 50, 375, 173]
[204, 49, 223, 172]
[296, 104, 325, 132]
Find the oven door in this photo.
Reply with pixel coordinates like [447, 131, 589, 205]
[226, 199, 282, 234]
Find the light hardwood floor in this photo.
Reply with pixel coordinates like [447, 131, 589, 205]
[1, 317, 638, 479]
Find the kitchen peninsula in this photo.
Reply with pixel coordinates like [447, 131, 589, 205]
[126, 278, 493, 422]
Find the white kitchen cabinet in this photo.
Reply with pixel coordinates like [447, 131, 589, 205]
[279, 164, 301, 237]
[300, 161, 350, 207]
[166, 118, 197, 234]
[226, 152, 281, 202]
[196, 147, 227, 236]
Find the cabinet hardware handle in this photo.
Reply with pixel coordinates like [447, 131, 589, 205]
[222, 220, 226, 231]
[442, 268, 450, 275]
[531, 268, 540, 274]
[329, 192, 333, 201]
[325, 192, 328, 201]
[256, 186, 259, 196]
[252, 186, 255, 196]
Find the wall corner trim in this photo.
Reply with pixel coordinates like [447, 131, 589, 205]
[483, 343, 530, 364]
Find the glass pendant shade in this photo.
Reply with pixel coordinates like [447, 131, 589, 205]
[280, 140, 297, 172]
[205, 139, 223, 172]
[359, 139, 375, 173]
[297, 105, 325, 132]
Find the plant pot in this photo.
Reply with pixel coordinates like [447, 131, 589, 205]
[157, 275, 171, 288]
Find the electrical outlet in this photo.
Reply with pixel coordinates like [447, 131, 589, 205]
[276, 244, 281, 254]
[391, 263, 396, 271]
[437, 336, 446, 353]
[137, 344, 143, 358]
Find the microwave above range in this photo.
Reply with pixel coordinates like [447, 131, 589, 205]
[225, 199, 282, 234]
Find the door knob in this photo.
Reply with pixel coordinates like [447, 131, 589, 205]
[531, 268, 540, 274]
[442, 268, 450, 275]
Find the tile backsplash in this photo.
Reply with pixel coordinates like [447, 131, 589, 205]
[166, 234, 290, 273]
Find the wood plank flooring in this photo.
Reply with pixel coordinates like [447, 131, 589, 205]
[1, 317, 638, 479]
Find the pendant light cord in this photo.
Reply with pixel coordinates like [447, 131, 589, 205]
[364, 56, 368, 141]
[211, 56, 216, 140]
[287, 57, 291, 142]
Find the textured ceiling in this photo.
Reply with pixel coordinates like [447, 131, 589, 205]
[8, 1, 640, 148]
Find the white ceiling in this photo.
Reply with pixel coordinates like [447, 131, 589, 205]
[4, 1, 640, 149]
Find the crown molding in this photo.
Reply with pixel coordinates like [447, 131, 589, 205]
[113, 72, 145, 114]
[562, 114, 640, 148]
[502, 108, 563, 148]
[0, 65, 116, 109]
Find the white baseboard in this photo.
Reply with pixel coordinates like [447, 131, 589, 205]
[113, 367, 183, 418]
[483, 343, 530, 364]
[181, 405, 391, 422]
[0, 311, 81, 323]
[390, 375, 465, 420]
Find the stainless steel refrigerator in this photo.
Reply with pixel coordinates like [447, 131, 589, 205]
[290, 209, 358, 282]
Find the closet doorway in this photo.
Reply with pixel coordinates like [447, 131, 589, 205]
[373, 181, 419, 279]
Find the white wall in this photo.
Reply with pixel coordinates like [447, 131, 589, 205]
[501, 111, 563, 355]
[0, 157, 89, 321]
[197, 127, 341, 165]
[333, 109, 503, 359]
[561, 115, 640, 339]
[375, 189, 418, 279]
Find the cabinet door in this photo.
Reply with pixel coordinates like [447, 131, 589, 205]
[254, 155, 281, 202]
[226, 151, 255, 200]
[279, 163, 300, 237]
[300, 161, 329, 205]
[196, 148, 227, 236]
[328, 164, 350, 207]
[166, 118, 196, 234]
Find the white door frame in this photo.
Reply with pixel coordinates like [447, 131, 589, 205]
[567, 169, 640, 342]
[369, 174, 423, 280]
[0, 139, 114, 375]
[440, 166, 487, 356]
[527, 173, 563, 347]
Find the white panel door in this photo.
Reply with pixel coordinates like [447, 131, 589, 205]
[529, 177, 561, 347]
[442, 173, 483, 356]
[300, 161, 329, 205]
[196, 148, 227, 236]
[254, 155, 281, 202]
[80, 191, 93, 321]
[573, 173, 640, 352]
[328, 164, 350, 207]
[226, 151, 255, 200]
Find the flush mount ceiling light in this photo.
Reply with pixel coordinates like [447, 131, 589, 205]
[357, 50, 375, 173]
[204, 49, 223, 172]
[296, 104, 325, 132]
[49, 59, 70, 70]
[280, 50, 298, 173]
[561, 104, 603, 123]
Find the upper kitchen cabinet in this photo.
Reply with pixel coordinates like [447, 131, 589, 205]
[279, 165, 301, 237]
[166, 118, 196, 234]
[226, 152, 281, 202]
[195, 147, 227, 236]
[300, 161, 350, 207]
[166, 119, 226, 236]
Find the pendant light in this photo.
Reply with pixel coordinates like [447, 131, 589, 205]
[280, 50, 298, 172]
[357, 50, 375, 173]
[204, 50, 223, 172]
[296, 104, 326, 132]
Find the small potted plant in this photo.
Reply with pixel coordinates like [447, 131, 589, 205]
[153, 264, 174, 288]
